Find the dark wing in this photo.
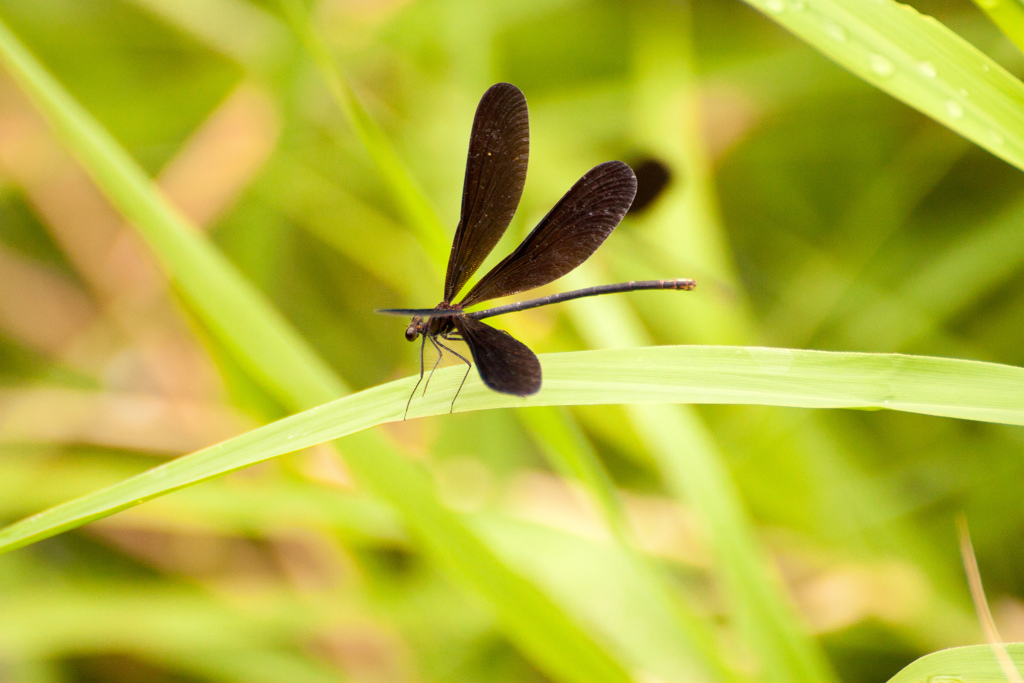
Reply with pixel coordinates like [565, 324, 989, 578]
[444, 83, 530, 302]
[458, 160, 636, 307]
[454, 316, 541, 396]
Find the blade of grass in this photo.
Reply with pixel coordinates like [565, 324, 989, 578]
[276, 0, 448, 259]
[0, 448, 405, 543]
[765, 125, 972, 346]
[625, 6, 830, 678]
[517, 406, 738, 681]
[2, 345, 1022, 555]
[126, 0, 290, 71]
[0, 582, 338, 660]
[743, 0, 1024, 172]
[518, 407, 632, 542]
[834, 195, 1024, 350]
[0, 16, 343, 411]
[472, 513, 726, 682]
[888, 643, 1024, 682]
[630, 402, 834, 682]
[0, 18, 635, 683]
[970, 0, 1024, 57]
[569, 285, 833, 682]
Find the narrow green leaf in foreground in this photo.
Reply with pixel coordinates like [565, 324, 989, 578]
[2, 346, 1022, 555]
[743, 0, 1024, 172]
[887, 643, 1024, 682]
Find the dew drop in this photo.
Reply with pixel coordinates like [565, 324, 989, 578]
[917, 61, 937, 79]
[958, 87, 969, 98]
[945, 100, 964, 119]
[823, 19, 847, 41]
[765, 0, 785, 12]
[988, 130, 1005, 146]
[870, 55, 895, 78]
[981, 63, 991, 73]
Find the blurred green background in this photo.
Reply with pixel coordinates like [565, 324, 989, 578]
[1, 0, 1023, 681]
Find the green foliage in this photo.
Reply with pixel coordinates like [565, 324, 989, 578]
[0, 1, 1023, 682]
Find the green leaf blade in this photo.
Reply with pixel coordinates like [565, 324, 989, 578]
[746, 0, 1024, 172]
[888, 643, 1024, 682]
[3, 345, 1021, 556]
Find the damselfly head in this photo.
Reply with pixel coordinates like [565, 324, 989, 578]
[405, 316, 424, 342]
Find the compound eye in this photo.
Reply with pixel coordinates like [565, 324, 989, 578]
[404, 325, 419, 342]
